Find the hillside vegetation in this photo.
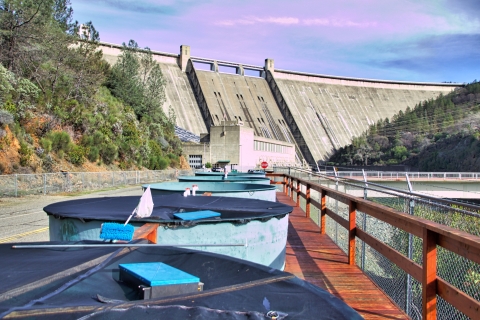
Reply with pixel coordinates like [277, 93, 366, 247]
[327, 81, 480, 171]
[0, 0, 184, 174]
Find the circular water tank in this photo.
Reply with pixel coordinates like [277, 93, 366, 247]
[145, 182, 276, 201]
[45, 195, 291, 270]
[178, 175, 270, 185]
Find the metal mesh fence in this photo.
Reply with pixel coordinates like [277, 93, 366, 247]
[274, 167, 480, 320]
[0, 169, 194, 197]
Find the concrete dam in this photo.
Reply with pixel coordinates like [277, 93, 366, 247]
[100, 42, 459, 167]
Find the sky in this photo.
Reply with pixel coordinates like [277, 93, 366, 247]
[71, 0, 480, 83]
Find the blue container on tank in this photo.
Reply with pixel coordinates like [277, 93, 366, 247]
[143, 182, 276, 202]
[178, 175, 271, 185]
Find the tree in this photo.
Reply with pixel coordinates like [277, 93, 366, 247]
[392, 145, 408, 161]
[0, 0, 105, 106]
[0, 0, 75, 73]
[107, 40, 169, 139]
[107, 41, 144, 113]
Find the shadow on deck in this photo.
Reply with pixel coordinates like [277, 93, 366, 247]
[278, 193, 409, 320]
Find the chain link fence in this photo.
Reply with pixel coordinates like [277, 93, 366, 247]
[274, 167, 480, 320]
[0, 169, 194, 197]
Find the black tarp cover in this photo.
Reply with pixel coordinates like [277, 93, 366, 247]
[43, 194, 293, 223]
[0, 241, 362, 319]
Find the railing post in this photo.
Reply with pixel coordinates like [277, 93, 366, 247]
[320, 189, 326, 234]
[348, 200, 356, 265]
[361, 170, 368, 271]
[406, 198, 415, 317]
[335, 177, 338, 243]
[422, 228, 437, 320]
[296, 180, 300, 207]
[306, 184, 311, 218]
[283, 175, 287, 194]
[290, 178, 294, 201]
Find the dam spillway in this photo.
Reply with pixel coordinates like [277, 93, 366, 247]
[99, 42, 459, 166]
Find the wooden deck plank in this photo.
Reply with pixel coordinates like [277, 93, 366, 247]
[278, 193, 409, 320]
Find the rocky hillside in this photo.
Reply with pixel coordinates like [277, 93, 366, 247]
[0, 1, 187, 174]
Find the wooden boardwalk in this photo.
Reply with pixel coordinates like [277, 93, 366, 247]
[278, 193, 409, 319]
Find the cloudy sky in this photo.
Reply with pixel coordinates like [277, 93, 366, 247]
[71, 0, 479, 83]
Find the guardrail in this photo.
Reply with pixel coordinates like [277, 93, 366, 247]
[320, 171, 480, 180]
[0, 169, 194, 197]
[268, 168, 480, 320]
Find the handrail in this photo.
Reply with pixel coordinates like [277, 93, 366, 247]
[285, 167, 480, 213]
[267, 172, 480, 320]
[326, 171, 480, 180]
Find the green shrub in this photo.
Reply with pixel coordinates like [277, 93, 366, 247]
[87, 146, 100, 162]
[49, 131, 71, 152]
[392, 145, 408, 161]
[147, 155, 170, 170]
[92, 131, 104, 145]
[1, 101, 16, 115]
[118, 160, 133, 170]
[166, 152, 179, 168]
[101, 143, 117, 164]
[81, 135, 93, 147]
[205, 162, 212, 168]
[68, 144, 85, 165]
[386, 159, 398, 165]
[147, 155, 157, 170]
[40, 138, 52, 154]
[158, 157, 169, 170]
[19, 141, 32, 166]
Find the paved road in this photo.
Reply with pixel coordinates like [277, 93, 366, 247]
[0, 185, 144, 243]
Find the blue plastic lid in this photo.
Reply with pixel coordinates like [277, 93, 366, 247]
[119, 262, 200, 286]
[173, 210, 221, 220]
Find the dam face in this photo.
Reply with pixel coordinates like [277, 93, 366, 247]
[99, 42, 460, 166]
[270, 71, 455, 163]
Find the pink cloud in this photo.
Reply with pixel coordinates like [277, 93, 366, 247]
[303, 18, 377, 28]
[216, 16, 300, 26]
[215, 16, 376, 28]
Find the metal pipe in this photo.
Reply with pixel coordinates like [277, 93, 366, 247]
[12, 243, 246, 249]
